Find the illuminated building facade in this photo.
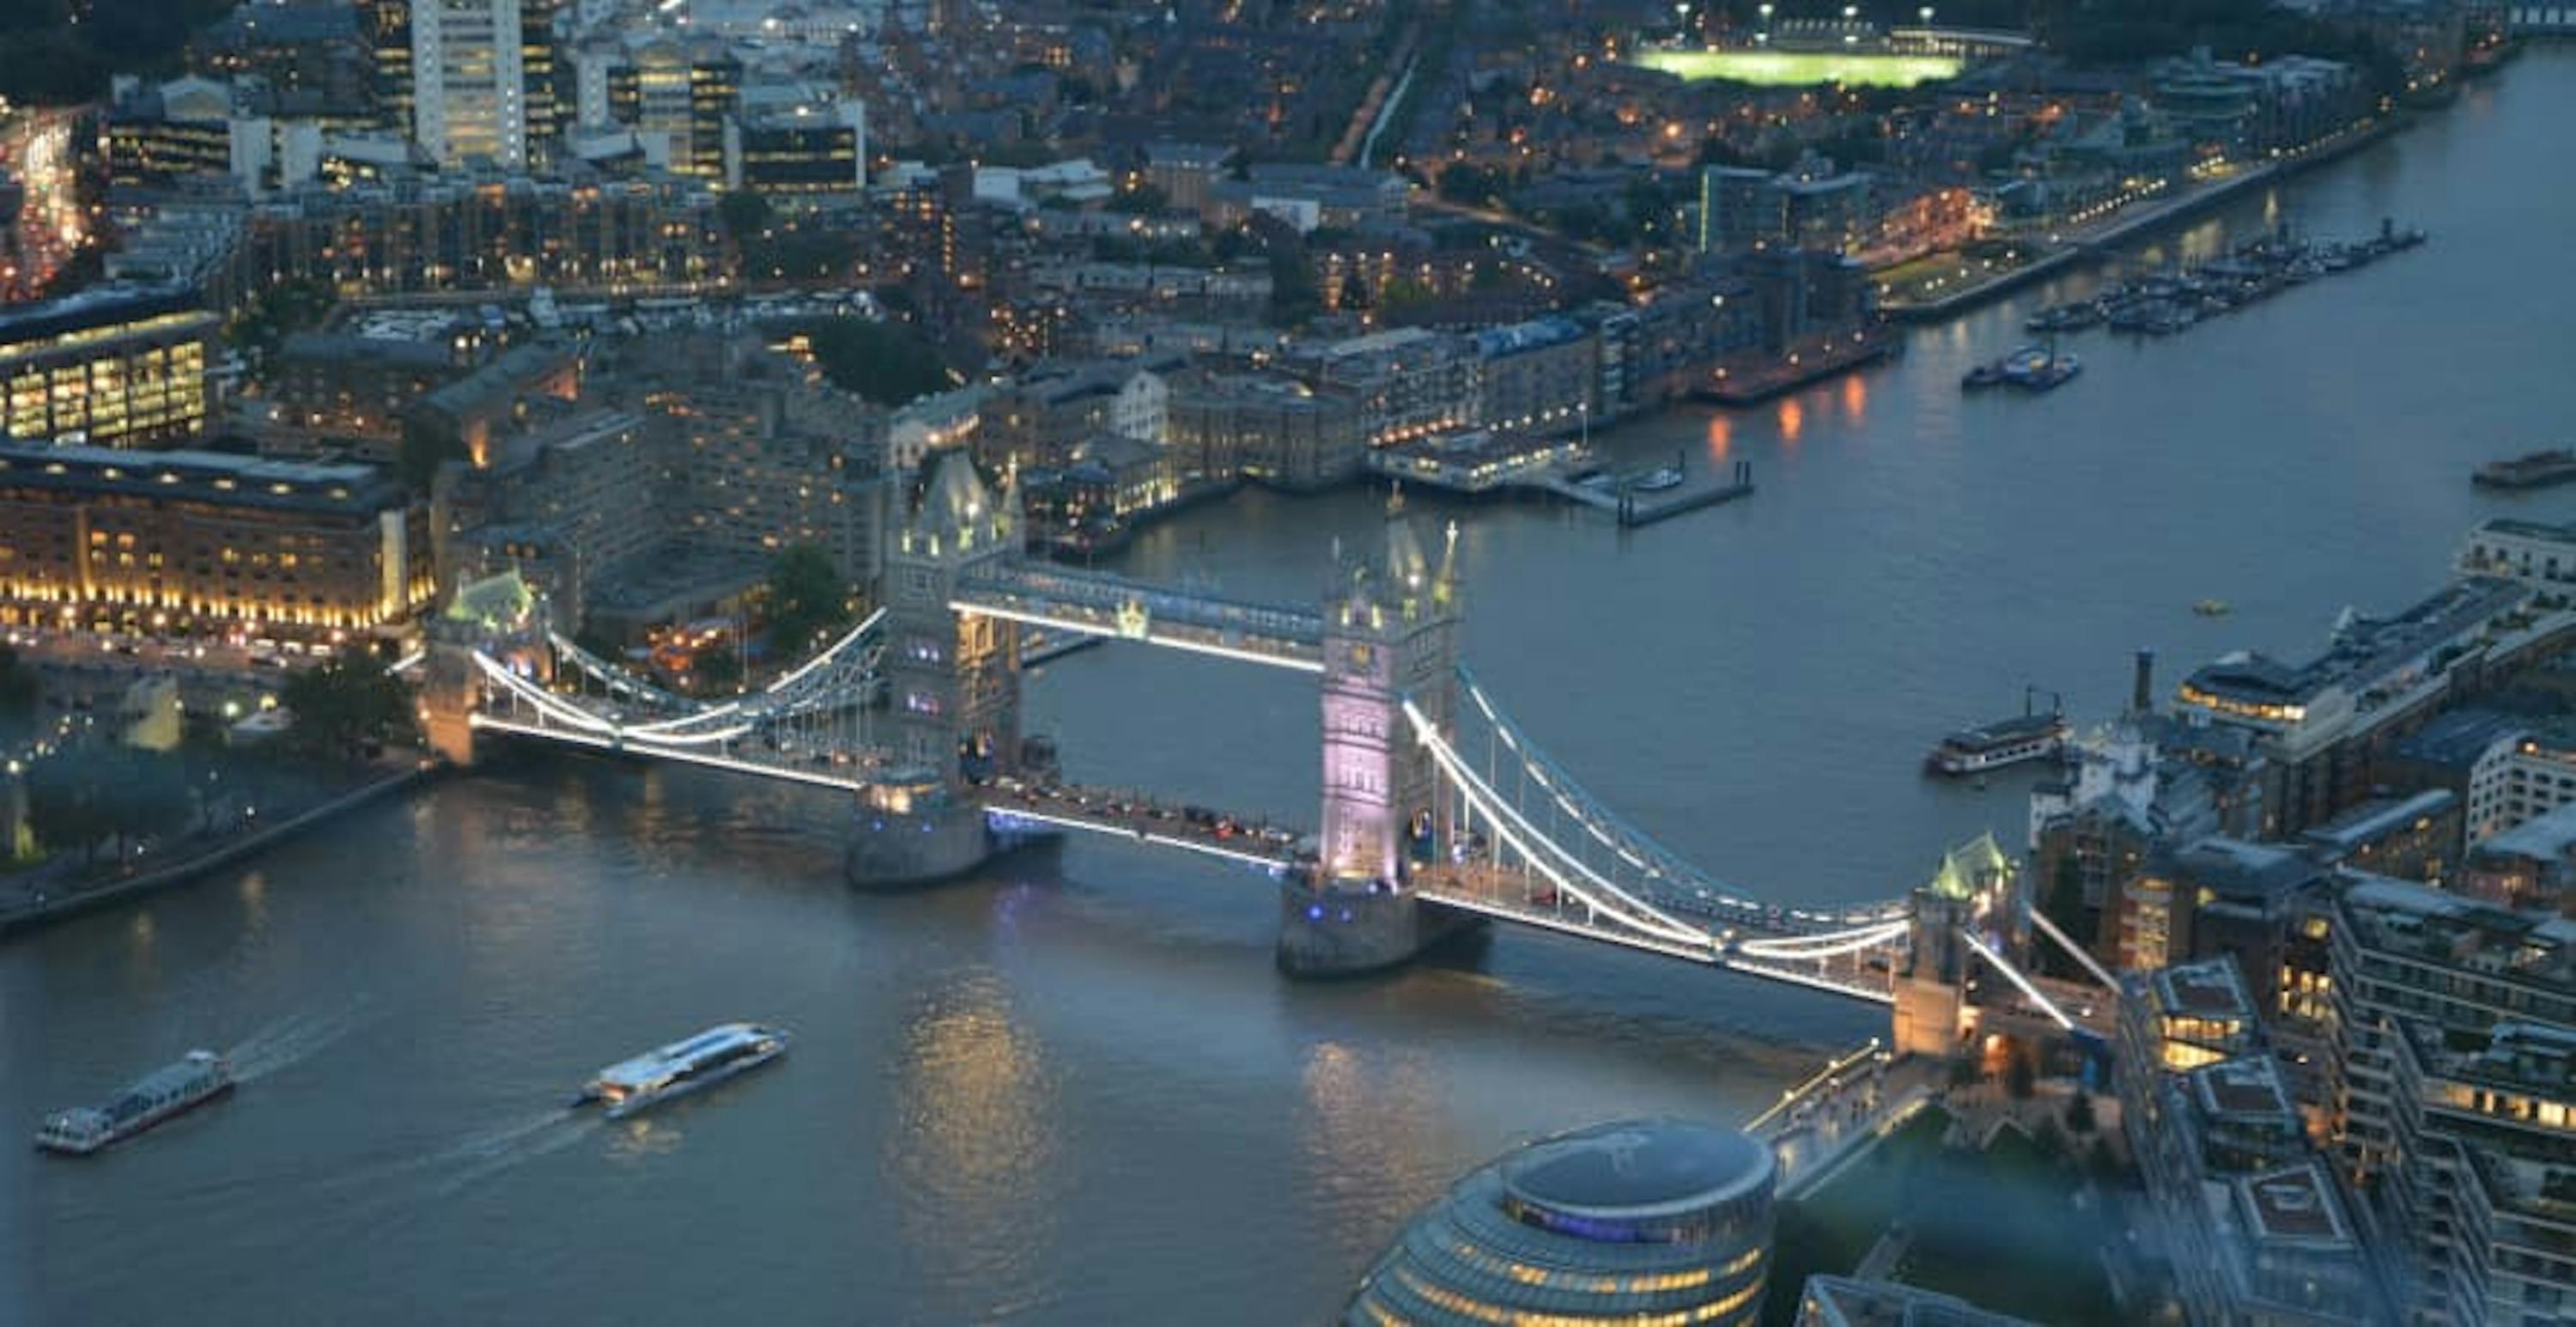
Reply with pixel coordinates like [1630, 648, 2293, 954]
[235, 169, 728, 296]
[1344, 1119, 1774, 1326]
[0, 443, 433, 640]
[411, 0, 526, 169]
[726, 101, 867, 195]
[0, 288, 218, 448]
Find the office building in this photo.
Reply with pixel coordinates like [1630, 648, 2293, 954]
[1345, 1119, 1773, 1326]
[0, 442, 433, 640]
[411, 0, 527, 169]
[726, 100, 867, 195]
[1, 287, 218, 448]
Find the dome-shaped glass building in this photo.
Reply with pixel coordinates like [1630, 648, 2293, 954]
[1345, 1118, 1777, 1326]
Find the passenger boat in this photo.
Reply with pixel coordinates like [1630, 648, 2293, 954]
[574, 1023, 789, 1119]
[2194, 599, 2233, 617]
[1630, 466, 1684, 493]
[35, 1050, 233, 1155]
[1925, 710, 2069, 776]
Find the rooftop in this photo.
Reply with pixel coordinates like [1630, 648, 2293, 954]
[2235, 1162, 2352, 1246]
[2154, 957, 2257, 1021]
[2473, 800, 2576, 865]
[2391, 705, 2529, 769]
[1500, 1118, 1771, 1220]
[2301, 788, 2456, 855]
[0, 283, 210, 349]
[0, 441, 404, 514]
[2338, 874, 2576, 988]
[2190, 1055, 2294, 1123]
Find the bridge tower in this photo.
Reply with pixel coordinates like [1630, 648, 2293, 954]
[1279, 501, 1476, 976]
[1892, 832, 2015, 1057]
[849, 453, 1026, 886]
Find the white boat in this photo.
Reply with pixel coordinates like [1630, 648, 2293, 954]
[1925, 711, 2070, 776]
[36, 1050, 234, 1155]
[1631, 466, 1684, 493]
[575, 1023, 789, 1119]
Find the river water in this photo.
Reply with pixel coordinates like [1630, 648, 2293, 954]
[9, 51, 2576, 1327]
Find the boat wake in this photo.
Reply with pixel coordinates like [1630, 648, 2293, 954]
[225, 1000, 379, 1083]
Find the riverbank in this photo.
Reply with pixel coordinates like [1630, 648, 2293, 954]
[0, 758, 436, 938]
[1884, 115, 2406, 322]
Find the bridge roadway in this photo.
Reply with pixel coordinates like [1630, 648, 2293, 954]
[953, 566, 1325, 672]
[1408, 861, 1901, 1003]
[978, 779, 1309, 871]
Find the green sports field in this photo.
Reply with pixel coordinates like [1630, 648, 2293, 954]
[1632, 48, 1962, 88]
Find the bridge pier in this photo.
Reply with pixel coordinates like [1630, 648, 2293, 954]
[1275, 880, 1483, 977]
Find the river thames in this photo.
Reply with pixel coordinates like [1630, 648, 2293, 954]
[9, 50, 2576, 1327]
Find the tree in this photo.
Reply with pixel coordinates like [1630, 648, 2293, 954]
[718, 188, 774, 238]
[779, 316, 951, 408]
[281, 656, 418, 764]
[2006, 1048, 2038, 1101]
[2065, 1089, 2098, 1135]
[763, 545, 852, 659]
[26, 750, 112, 864]
[399, 416, 470, 493]
[0, 646, 38, 721]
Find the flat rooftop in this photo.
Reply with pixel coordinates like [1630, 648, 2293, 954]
[2154, 958, 2257, 1020]
[2238, 1163, 2351, 1246]
[2339, 874, 2576, 989]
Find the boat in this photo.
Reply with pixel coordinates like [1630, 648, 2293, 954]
[1629, 466, 1684, 493]
[1925, 709, 2070, 776]
[1961, 362, 2007, 390]
[2194, 599, 2232, 617]
[574, 1023, 790, 1119]
[2473, 449, 2576, 490]
[35, 1050, 234, 1155]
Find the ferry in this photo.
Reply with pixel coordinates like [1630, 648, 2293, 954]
[35, 1050, 233, 1155]
[1925, 710, 2069, 777]
[574, 1023, 789, 1119]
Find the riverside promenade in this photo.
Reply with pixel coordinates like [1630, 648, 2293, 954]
[1882, 117, 2403, 321]
[0, 759, 434, 938]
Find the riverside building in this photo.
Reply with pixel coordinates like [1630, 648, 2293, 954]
[0, 442, 433, 641]
[1345, 1119, 1774, 1326]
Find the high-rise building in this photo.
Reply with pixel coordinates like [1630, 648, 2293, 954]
[358, 0, 414, 132]
[410, 0, 526, 169]
[519, 0, 563, 160]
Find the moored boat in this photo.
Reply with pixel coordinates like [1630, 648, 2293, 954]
[1926, 709, 2070, 777]
[575, 1023, 789, 1119]
[35, 1050, 234, 1155]
[2473, 449, 2576, 490]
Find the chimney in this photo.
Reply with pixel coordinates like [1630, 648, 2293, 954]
[2132, 649, 2155, 715]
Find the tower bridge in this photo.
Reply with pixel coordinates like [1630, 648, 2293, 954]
[428, 454, 2111, 1054]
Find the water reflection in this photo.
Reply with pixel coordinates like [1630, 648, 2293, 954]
[1777, 398, 1805, 442]
[1295, 1040, 1451, 1263]
[889, 971, 1064, 1296]
[1703, 412, 1733, 460]
[1840, 372, 1868, 422]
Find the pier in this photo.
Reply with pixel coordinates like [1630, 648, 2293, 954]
[1370, 432, 1755, 527]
